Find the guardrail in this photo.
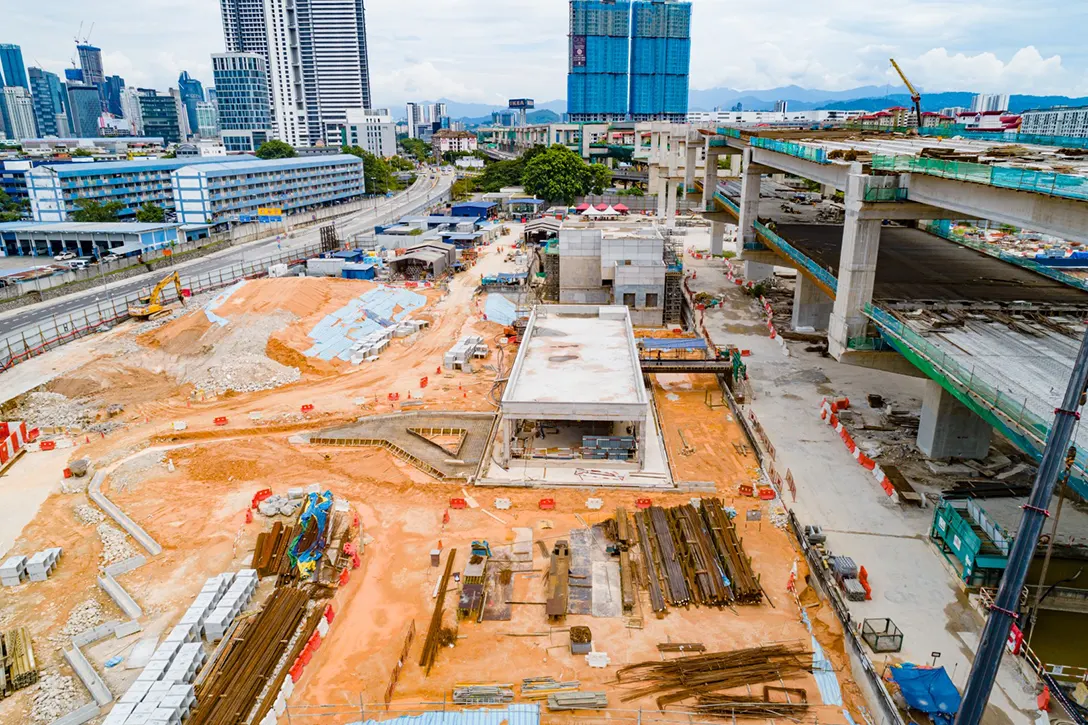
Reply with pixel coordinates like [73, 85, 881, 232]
[750, 137, 830, 164]
[753, 222, 839, 293]
[864, 304, 1088, 488]
[872, 154, 1088, 202]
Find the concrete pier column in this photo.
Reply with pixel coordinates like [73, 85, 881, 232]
[710, 221, 725, 256]
[917, 380, 992, 459]
[736, 148, 762, 252]
[702, 147, 718, 210]
[665, 179, 678, 228]
[828, 172, 882, 358]
[684, 143, 698, 193]
[655, 176, 668, 218]
[730, 154, 742, 175]
[791, 274, 833, 330]
[821, 183, 836, 199]
[744, 261, 775, 282]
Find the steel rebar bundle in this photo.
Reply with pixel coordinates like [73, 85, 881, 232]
[701, 498, 763, 604]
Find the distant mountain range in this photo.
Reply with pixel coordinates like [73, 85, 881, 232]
[434, 87, 1087, 123]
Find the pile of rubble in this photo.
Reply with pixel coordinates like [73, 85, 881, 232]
[257, 492, 304, 518]
[75, 504, 105, 526]
[179, 312, 302, 394]
[109, 450, 168, 491]
[61, 599, 104, 638]
[16, 392, 91, 430]
[97, 523, 137, 565]
[30, 672, 84, 723]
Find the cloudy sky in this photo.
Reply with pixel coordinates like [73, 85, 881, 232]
[8, 0, 1088, 109]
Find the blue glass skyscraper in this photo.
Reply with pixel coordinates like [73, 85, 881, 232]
[0, 43, 28, 88]
[566, 0, 690, 122]
[101, 75, 125, 117]
[211, 53, 272, 152]
[177, 71, 205, 139]
[28, 67, 70, 137]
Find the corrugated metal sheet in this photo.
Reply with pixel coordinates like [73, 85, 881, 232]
[638, 337, 707, 350]
[349, 704, 540, 725]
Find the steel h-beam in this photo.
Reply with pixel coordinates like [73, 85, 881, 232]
[955, 327, 1088, 725]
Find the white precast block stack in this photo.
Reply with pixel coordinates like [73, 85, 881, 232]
[203, 569, 257, 641]
[444, 335, 486, 369]
[0, 554, 27, 586]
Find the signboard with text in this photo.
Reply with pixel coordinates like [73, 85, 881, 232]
[508, 98, 535, 109]
[571, 36, 586, 67]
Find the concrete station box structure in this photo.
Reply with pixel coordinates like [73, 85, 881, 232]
[497, 305, 651, 471]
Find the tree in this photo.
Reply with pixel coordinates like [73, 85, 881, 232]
[522, 144, 604, 205]
[0, 189, 27, 222]
[135, 202, 166, 223]
[71, 148, 94, 157]
[399, 138, 431, 161]
[341, 145, 396, 195]
[255, 140, 297, 160]
[450, 178, 476, 201]
[586, 163, 612, 195]
[70, 198, 124, 222]
[388, 155, 415, 172]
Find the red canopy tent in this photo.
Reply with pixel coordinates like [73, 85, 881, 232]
[613, 203, 629, 214]
[575, 203, 590, 211]
[595, 203, 608, 211]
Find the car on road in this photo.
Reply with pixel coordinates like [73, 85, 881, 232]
[54, 251, 76, 261]
[101, 254, 122, 263]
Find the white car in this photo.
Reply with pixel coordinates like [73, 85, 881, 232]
[54, 251, 76, 261]
[102, 254, 122, 263]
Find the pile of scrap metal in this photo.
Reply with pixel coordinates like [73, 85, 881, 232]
[616, 643, 813, 708]
[453, 684, 514, 704]
[693, 687, 809, 719]
[631, 499, 763, 613]
[0, 627, 38, 698]
[284, 490, 360, 590]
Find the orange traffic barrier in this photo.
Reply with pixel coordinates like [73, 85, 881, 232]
[63, 468, 72, 478]
[214, 416, 228, 426]
[738, 484, 754, 497]
[757, 486, 776, 500]
[245, 509, 254, 524]
[635, 497, 652, 510]
[419, 376, 428, 388]
[449, 497, 467, 509]
[251, 488, 273, 508]
[538, 498, 556, 511]
[39, 440, 57, 451]
[301, 404, 314, 413]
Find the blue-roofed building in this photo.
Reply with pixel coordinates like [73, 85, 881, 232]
[451, 201, 497, 218]
[26, 155, 256, 222]
[0, 221, 194, 258]
[171, 154, 366, 224]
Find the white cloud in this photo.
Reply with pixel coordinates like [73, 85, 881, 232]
[902, 46, 1077, 95]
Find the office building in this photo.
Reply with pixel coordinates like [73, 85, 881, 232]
[64, 68, 84, 84]
[196, 101, 220, 138]
[405, 101, 448, 139]
[1, 87, 38, 139]
[178, 71, 205, 139]
[971, 93, 1010, 113]
[172, 154, 365, 224]
[567, 0, 690, 122]
[26, 155, 253, 221]
[207, 87, 217, 104]
[120, 87, 145, 134]
[27, 68, 70, 137]
[1020, 106, 1088, 138]
[0, 44, 28, 89]
[432, 129, 477, 154]
[66, 84, 103, 138]
[774, 100, 788, 113]
[343, 108, 395, 157]
[138, 92, 184, 145]
[211, 53, 273, 152]
[169, 88, 191, 139]
[101, 75, 125, 117]
[76, 44, 105, 87]
[218, 0, 372, 147]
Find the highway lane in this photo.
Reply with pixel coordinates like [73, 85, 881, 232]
[0, 169, 453, 336]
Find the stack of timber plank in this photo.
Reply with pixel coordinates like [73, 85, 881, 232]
[520, 677, 580, 700]
[452, 684, 514, 704]
[252, 522, 297, 579]
[0, 627, 38, 697]
[547, 691, 608, 711]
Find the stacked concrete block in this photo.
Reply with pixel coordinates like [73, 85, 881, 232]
[601, 236, 665, 281]
[163, 643, 206, 684]
[444, 335, 486, 370]
[349, 328, 393, 364]
[0, 554, 27, 586]
[116, 643, 197, 724]
[26, 547, 62, 582]
[203, 571, 256, 642]
[163, 622, 200, 647]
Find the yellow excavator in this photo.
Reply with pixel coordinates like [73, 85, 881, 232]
[889, 58, 923, 128]
[128, 271, 185, 320]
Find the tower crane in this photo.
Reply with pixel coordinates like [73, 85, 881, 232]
[889, 58, 923, 128]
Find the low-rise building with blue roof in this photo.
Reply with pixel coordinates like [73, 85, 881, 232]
[26, 155, 256, 222]
[451, 201, 497, 218]
[0, 221, 202, 258]
[171, 154, 366, 224]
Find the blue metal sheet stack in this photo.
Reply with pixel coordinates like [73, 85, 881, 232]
[582, 435, 635, 460]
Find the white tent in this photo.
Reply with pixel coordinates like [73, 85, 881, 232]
[600, 205, 620, 216]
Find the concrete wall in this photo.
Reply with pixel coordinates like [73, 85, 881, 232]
[615, 262, 665, 327]
[601, 236, 663, 281]
[559, 228, 606, 302]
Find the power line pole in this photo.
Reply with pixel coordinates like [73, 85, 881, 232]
[955, 327, 1088, 725]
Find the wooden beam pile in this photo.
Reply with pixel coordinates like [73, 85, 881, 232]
[452, 684, 514, 704]
[615, 507, 636, 614]
[189, 586, 310, 725]
[420, 549, 457, 675]
[701, 498, 762, 604]
[616, 643, 813, 708]
[251, 522, 297, 579]
[0, 627, 38, 697]
[547, 691, 608, 711]
[545, 541, 570, 622]
[520, 677, 580, 700]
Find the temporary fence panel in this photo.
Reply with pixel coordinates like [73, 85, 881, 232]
[872, 154, 1088, 202]
[749, 137, 830, 164]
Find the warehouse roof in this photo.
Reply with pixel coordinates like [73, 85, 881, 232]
[0, 222, 180, 234]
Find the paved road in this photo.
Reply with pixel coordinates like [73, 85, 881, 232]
[1, 170, 453, 335]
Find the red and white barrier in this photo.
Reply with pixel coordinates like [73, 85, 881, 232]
[0, 421, 30, 469]
[818, 400, 898, 502]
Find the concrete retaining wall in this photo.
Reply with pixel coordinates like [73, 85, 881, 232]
[88, 472, 162, 556]
[48, 703, 101, 725]
[63, 646, 112, 706]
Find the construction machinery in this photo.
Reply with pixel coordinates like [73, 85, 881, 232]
[470, 540, 492, 558]
[128, 271, 184, 321]
[889, 58, 923, 129]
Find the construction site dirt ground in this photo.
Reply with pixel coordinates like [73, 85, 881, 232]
[1, 225, 862, 724]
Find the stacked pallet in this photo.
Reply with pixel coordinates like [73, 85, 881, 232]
[452, 684, 514, 704]
[188, 586, 310, 725]
[0, 627, 38, 698]
[547, 691, 608, 711]
[252, 522, 297, 579]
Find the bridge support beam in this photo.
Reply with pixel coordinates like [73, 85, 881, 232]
[792, 274, 833, 330]
[684, 143, 698, 194]
[665, 179, 678, 228]
[744, 261, 775, 281]
[710, 221, 725, 256]
[655, 175, 667, 218]
[917, 380, 992, 460]
[829, 171, 882, 358]
[703, 140, 720, 210]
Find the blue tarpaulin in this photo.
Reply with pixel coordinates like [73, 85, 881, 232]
[639, 337, 708, 350]
[484, 294, 518, 326]
[349, 704, 539, 725]
[888, 664, 961, 725]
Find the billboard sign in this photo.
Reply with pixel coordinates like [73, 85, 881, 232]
[571, 35, 586, 67]
[508, 98, 535, 109]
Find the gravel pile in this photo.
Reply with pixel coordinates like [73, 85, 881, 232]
[16, 392, 90, 430]
[109, 451, 167, 491]
[61, 599, 103, 637]
[31, 673, 85, 723]
[257, 494, 303, 518]
[75, 504, 105, 525]
[86, 419, 125, 435]
[97, 523, 137, 564]
[179, 312, 302, 394]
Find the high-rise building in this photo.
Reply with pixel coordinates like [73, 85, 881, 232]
[344, 108, 395, 157]
[169, 87, 191, 140]
[211, 52, 272, 152]
[76, 44, 105, 87]
[66, 83, 103, 137]
[219, 0, 372, 147]
[774, 100, 788, 113]
[567, 0, 690, 122]
[177, 71, 205, 139]
[138, 92, 184, 145]
[628, 0, 690, 122]
[1, 87, 37, 139]
[64, 68, 84, 84]
[207, 87, 217, 104]
[100, 74, 125, 117]
[28, 67, 70, 137]
[405, 101, 449, 139]
[0, 44, 28, 88]
[971, 93, 1010, 113]
[196, 101, 220, 138]
[121, 87, 145, 134]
